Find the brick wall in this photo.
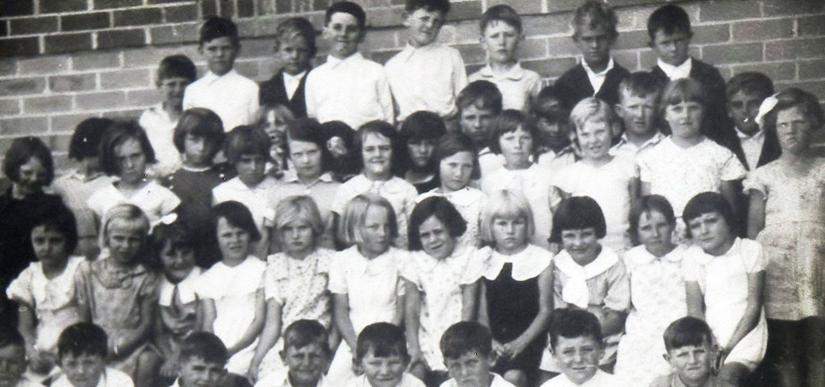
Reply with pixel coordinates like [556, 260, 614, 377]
[1, 0, 824, 166]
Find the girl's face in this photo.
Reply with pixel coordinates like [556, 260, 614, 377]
[114, 138, 147, 184]
[159, 242, 196, 283]
[183, 133, 214, 168]
[439, 151, 474, 192]
[216, 217, 251, 263]
[15, 156, 49, 196]
[492, 215, 528, 254]
[636, 210, 675, 257]
[236, 153, 267, 186]
[31, 225, 69, 266]
[361, 133, 393, 179]
[289, 139, 323, 180]
[358, 205, 391, 258]
[280, 219, 315, 258]
[499, 127, 533, 168]
[418, 215, 456, 260]
[407, 138, 436, 169]
[106, 219, 145, 265]
[577, 120, 612, 161]
[775, 106, 812, 155]
[665, 101, 704, 140]
[687, 211, 734, 256]
[560, 228, 600, 265]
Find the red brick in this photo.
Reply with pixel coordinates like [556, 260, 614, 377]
[0, 100, 20, 115]
[102, 109, 143, 119]
[218, 0, 235, 17]
[274, 0, 290, 14]
[76, 91, 126, 110]
[521, 38, 547, 60]
[97, 29, 146, 49]
[367, 7, 403, 29]
[45, 133, 74, 154]
[201, 0, 218, 17]
[447, 1, 482, 22]
[488, 0, 539, 15]
[50, 114, 92, 133]
[454, 43, 486, 65]
[765, 37, 825, 60]
[523, 13, 572, 37]
[0, 37, 40, 58]
[699, 1, 761, 22]
[364, 29, 398, 50]
[44, 33, 93, 54]
[799, 59, 825, 79]
[93, 0, 142, 9]
[0, 59, 16, 76]
[61, 12, 111, 32]
[122, 45, 199, 67]
[164, 4, 199, 23]
[72, 51, 122, 71]
[126, 89, 160, 106]
[10, 16, 58, 35]
[775, 80, 825, 99]
[0, 77, 46, 97]
[236, 19, 257, 38]
[100, 68, 151, 89]
[732, 18, 793, 42]
[368, 49, 401, 65]
[0, 21, 6, 37]
[522, 57, 577, 78]
[150, 23, 200, 45]
[312, 0, 330, 12]
[614, 30, 649, 51]
[148, 0, 193, 3]
[238, 0, 255, 17]
[692, 24, 731, 45]
[546, 0, 583, 14]
[18, 56, 70, 75]
[731, 61, 797, 81]
[49, 74, 97, 92]
[544, 36, 579, 57]
[762, 0, 824, 16]
[613, 50, 640, 72]
[23, 95, 73, 114]
[0, 117, 48, 136]
[114, 8, 164, 27]
[702, 42, 763, 64]
[41, 0, 88, 13]
[234, 60, 259, 79]
[798, 15, 825, 37]
[2, 0, 34, 17]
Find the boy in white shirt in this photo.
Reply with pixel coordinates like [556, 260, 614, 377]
[610, 72, 665, 160]
[439, 322, 515, 387]
[541, 309, 619, 387]
[253, 320, 331, 387]
[0, 329, 42, 387]
[344, 323, 425, 387]
[52, 323, 135, 387]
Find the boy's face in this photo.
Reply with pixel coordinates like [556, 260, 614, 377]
[552, 335, 603, 385]
[651, 29, 691, 67]
[160, 243, 196, 283]
[481, 20, 521, 65]
[200, 36, 239, 76]
[576, 120, 612, 161]
[664, 341, 713, 386]
[573, 23, 614, 69]
[178, 356, 226, 387]
[727, 90, 764, 135]
[444, 352, 493, 387]
[281, 343, 329, 386]
[324, 12, 363, 59]
[159, 77, 191, 109]
[184, 133, 215, 168]
[31, 225, 69, 266]
[359, 350, 408, 387]
[404, 8, 445, 48]
[617, 91, 658, 138]
[460, 104, 496, 147]
[277, 34, 313, 75]
[60, 353, 106, 387]
[0, 345, 26, 387]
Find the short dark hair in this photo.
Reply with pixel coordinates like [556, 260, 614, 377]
[325, 1, 366, 30]
[663, 317, 713, 352]
[682, 192, 736, 238]
[223, 125, 271, 165]
[2, 136, 54, 185]
[619, 71, 664, 102]
[157, 54, 197, 84]
[212, 200, 262, 242]
[406, 0, 450, 14]
[533, 85, 570, 126]
[763, 87, 824, 135]
[439, 321, 492, 360]
[488, 109, 537, 155]
[173, 108, 225, 155]
[0, 328, 25, 350]
[408, 196, 467, 251]
[282, 319, 331, 356]
[457, 80, 503, 114]
[548, 308, 603, 350]
[200, 16, 239, 46]
[572, 0, 618, 40]
[432, 133, 480, 181]
[58, 322, 108, 359]
[550, 196, 607, 243]
[286, 118, 333, 173]
[399, 111, 447, 173]
[179, 331, 229, 365]
[274, 17, 317, 58]
[99, 120, 157, 176]
[69, 118, 113, 160]
[725, 72, 774, 101]
[355, 322, 408, 361]
[480, 4, 521, 34]
[628, 195, 675, 246]
[354, 120, 404, 175]
[32, 203, 79, 255]
[150, 218, 194, 259]
[647, 4, 692, 40]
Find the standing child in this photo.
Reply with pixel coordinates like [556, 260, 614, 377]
[726, 72, 780, 171]
[610, 72, 665, 159]
[399, 111, 448, 193]
[259, 17, 316, 117]
[0, 329, 41, 387]
[259, 104, 295, 179]
[196, 201, 266, 376]
[478, 189, 553, 387]
[532, 86, 576, 172]
[456, 81, 504, 176]
[74, 204, 160, 387]
[439, 322, 515, 387]
[683, 192, 767, 385]
[52, 323, 134, 387]
[650, 317, 736, 387]
[541, 309, 619, 387]
[253, 320, 332, 387]
[344, 323, 425, 387]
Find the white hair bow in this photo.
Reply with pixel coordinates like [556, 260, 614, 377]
[755, 93, 780, 129]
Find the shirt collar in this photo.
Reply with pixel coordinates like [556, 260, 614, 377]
[282, 171, 334, 185]
[582, 57, 614, 77]
[326, 52, 363, 68]
[283, 70, 307, 82]
[657, 57, 692, 80]
[159, 267, 202, 306]
[735, 126, 764, 140]
[478, 63, 526, 81]
[201, 69, 238, 85]
[616, 131, 664, 149]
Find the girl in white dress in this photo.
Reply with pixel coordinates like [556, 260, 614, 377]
[683, 192, 767, 386]
[196, 201, 266, 376]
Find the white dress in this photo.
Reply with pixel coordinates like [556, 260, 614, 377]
[416, 187, 488, 249]
[87, 180, 181, 224]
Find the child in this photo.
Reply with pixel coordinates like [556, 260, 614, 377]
[0, 329, 40, 387]
[417, 133, 487, 249]
[259, 104, 295, 179]
[51, 117, 115, 259]
[196, 201, 266, 376]
[6, 204, 83, 379]
[321, 120, 359, 182]
[399, 111, 448, 193]
[212, 125, 278, 258]
[532, 86, 577, 172]
[469, 5, 541, 113]
[331, 121, 418, 250]
[254, 320, 331, 387]
[614, 195, 688, 386]
[73, 204, 161, 386]
[456, 81, 504, 175]
[636, 79, 746, 220]
[172, 332, 231, 387]
[541, 197, 629, 378]
[250, 196, 334, 380]
[345, 322, 425, 387]
[683, 192, 767, 385]
[744, 87, 825, 387]
[403, 197, 483, 385]
[183, 16, 260, 132]
[649, 317, 736, 387]
[610, 72, 665, 159]
[478, 189, 553, 387]
[259, 17, 316, 117]
[328, 194, 408, 382]
[552, 98, 636, 253]
[480, 110, 556, 250]
[52, 322, 134, 387]
[726, 72, 780, 170]
[554, 1, 628, 112]
[163, 108, 229, 268]
[87, 121, 181, 224]
[139, 54, 197, 177]
[439, 321, 515, 387]
[541, 309, 617, 387]
[305, 1, 393, 128]
[386, 0, 467, 121]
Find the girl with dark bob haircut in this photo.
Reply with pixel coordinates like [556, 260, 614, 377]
[285, 118, 334, 173]
[211, 200, 262, 242]
[98, 120, 157, 176]
[549, 196, 607, 244]
[3, 136, 55, 186]
[408, 196, 467, 251]
[627, 194, 676, 246]
[682, 191, 737, 239]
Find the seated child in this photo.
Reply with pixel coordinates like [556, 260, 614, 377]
[725, 72, 780, 170]
[456, 80, 504, 176]
[399, 111, 448, 193]
[344, 322, 425, 387]
[541, 308, 618, 387]
[532, 86, 576, 172]
[172, 332, 242, 387]
[259, 104, 295, 179]
[259, 17, 316, 117]
[321, 120, 359, 182]
[554, 1, 628, 112]
[649, 317, 735, 387]
[0, 328, 42, 387]
[386, 0, 467, 121]
[183, 16, 260, 132]
[140, 54, 197, 177]
[305, 1, 393, 128]
[254, 320, 331, 387]
[439, 321, 515, 387]
[610, 72, 665, 159]
[52, 322, 134, 387]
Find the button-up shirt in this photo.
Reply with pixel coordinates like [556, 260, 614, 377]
[183, 69, 260, 131]
[469, 63, 543, 112]
[386, 43, 467, 120]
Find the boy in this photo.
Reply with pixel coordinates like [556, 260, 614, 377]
[52, 322, 134, 387]
[0, 329, 40, 387]
[345, 323, 425, 387]
[649, 317, 735, 387]
[533, 85, 577, 172]
[439, 321, 515, 387]
[140, 55, 197, 177]
[171, 332, 236, 387]
[259, 17, 316, 117]
[305, 1, 394, 128]
[469, 5, 541, 113]
[555, 1, 629, 112]
[253, 320, 331, 387]
[541, 309, 617, 387]
[725, 72, 780, 170]
[183, 16, 260, 132]
[610, 72, 665, 159]
[386, 0, 467, 121]
[455, 80, 503, 176]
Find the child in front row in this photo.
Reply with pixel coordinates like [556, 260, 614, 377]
[439, 321, 516, 387]
[541, 309, 618, 387]
[53, 322, 134, 387]
[254, 320, 331, 387]
[172, 332, 232, 387]
[650, 317, 736, 387]
[344, 323, 425, 387]
[0, 329, 41, 387]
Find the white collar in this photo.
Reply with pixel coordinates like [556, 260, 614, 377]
[481, 244, 552, 281]
[283, 70, 307, 82]
[282, 171, 334, 185]
[735, 126, 764, 140]
[325, 52, 363, 68]
[419, 187, 483, 206]
[159, 267, 202, 306]
[201, 69, 238, 85]
[478, 62, 527, 81]
[554, 246, 619, 309]
[657, 57, 692, 80]
[615, 131, 663, 149]
[582, 57, 614, 77]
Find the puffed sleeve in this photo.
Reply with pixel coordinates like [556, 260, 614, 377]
[459, 248, 484, 285]
[742, 168, 768, 198]
[328, 252, 348, 295]
[6, 264, 34, 306]
[603, 260, 631, 313]
[720, 149, 747, 181]
[742, 239, 766, 273]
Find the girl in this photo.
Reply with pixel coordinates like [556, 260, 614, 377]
[478, 189, 553, 387]
[417, 133, 487, 249]
[330, 121, 418, 250]
[403, 196, 483, 385]
[533, 85, 577, 172]
[196, 201, 266, 376]
[328, 193, 407, 382]
[480, 110, 557, 251]
[250, 196, 334, 381]
[683, 192, 767, 385]
[74, 204, 161, 387]
[7, 204, 83, 380]
[399, 111, 447, 194]
[321, 120, 359, 182]
[614, 195, 688, 386]
[259, 104, 295, 179]
[87, 121, 181, 224]
[553, 98, 636, 253]
[745, 88, 825, 387]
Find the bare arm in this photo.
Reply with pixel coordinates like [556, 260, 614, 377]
[720, 181, 739, 221]
[200, 299, 217, 333]
[249, 299, 283, 379]
[746, 191, 766, 239]
[460, 280, 480, 321]
[392, 284, 405, 327]
[403, 280, 424, 367]
[723, 271, 765, 353]
[112, 295, 156, 359]
[333, 293, 358, 350]
[685, 281, 705, 319]
[226, 289, 266, 355]
[506, 266, 554, 358]
[477, 281, 489, 327]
